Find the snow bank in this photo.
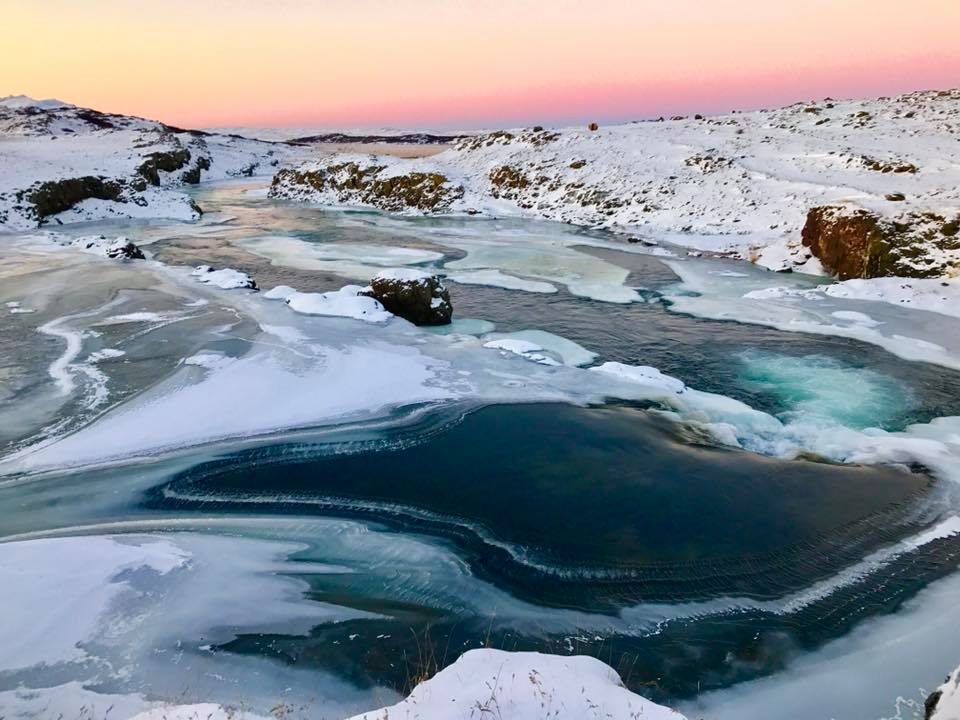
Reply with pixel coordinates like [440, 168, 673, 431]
[744, 277, 960, 319]
[346, 648, 685, 720]
[590, 361, 686, 394]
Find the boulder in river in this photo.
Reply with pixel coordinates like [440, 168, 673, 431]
[365, 269, 452, 325]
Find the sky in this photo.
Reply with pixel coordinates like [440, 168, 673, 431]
[2, 0, 958, 129]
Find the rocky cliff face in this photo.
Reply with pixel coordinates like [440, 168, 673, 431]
[802, 205, 960, 279]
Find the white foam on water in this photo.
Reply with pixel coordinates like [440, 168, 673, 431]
[736, 350, 908, 429]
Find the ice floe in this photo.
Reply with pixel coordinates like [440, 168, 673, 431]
[265, 283, 392, 323]
[191, 265, 257, 290]
[482, 330, 597, 367]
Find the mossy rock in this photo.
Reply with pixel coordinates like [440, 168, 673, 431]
[24, 176, 126, 220]
[802, 205, 958, 279]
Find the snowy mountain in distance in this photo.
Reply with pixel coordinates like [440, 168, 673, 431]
[0, 94, 74, 110]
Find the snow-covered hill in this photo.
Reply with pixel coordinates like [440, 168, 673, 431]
[0, 95, 305, 230]
[270, 89, 960, 277]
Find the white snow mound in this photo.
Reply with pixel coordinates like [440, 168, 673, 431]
[345, 648, 686, 720]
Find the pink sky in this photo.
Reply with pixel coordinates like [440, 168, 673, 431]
[2, 0, 958, 129]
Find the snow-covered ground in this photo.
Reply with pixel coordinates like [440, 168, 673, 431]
[0, 95, 307, 230]
[270, 89, 960, 275]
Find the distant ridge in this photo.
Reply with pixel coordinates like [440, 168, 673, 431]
[0, 95, 73, 110]
[289, 131, 470, 145]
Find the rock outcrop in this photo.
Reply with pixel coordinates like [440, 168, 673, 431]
[364, 269, 452, 325]
[269, 161, 464, 212]
[801, 204, 960, 279]
[21, 176, 128, 221]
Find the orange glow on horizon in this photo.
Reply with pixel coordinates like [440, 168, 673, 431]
[2, 0, 958, 129]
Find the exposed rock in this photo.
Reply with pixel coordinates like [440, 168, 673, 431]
[801, 204, 960, 279]
[685, 152, 734, 173]
[860, 155, 918, 174]
[181, 155, 211, 184]
[926, 689, 944, 720]
[364, 269, 452, 325]
[270, 162, 464, 212]
[137, 148, 192, 186]
[588, 122, 599, 131]
[925, 665, 960, 720]
[21, 176, 126, 220]
[102, 238, 145, 260]
[68, 234, 145, 260]
[488, 165, 530, 199]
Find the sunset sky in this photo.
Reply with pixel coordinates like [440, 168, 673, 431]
[2, 0, 958, 129]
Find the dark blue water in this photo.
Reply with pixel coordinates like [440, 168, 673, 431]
[144, 402, 955, 702]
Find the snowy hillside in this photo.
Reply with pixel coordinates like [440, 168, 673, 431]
[0, 96, 305, 230]
[270, 89, 960, 277]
